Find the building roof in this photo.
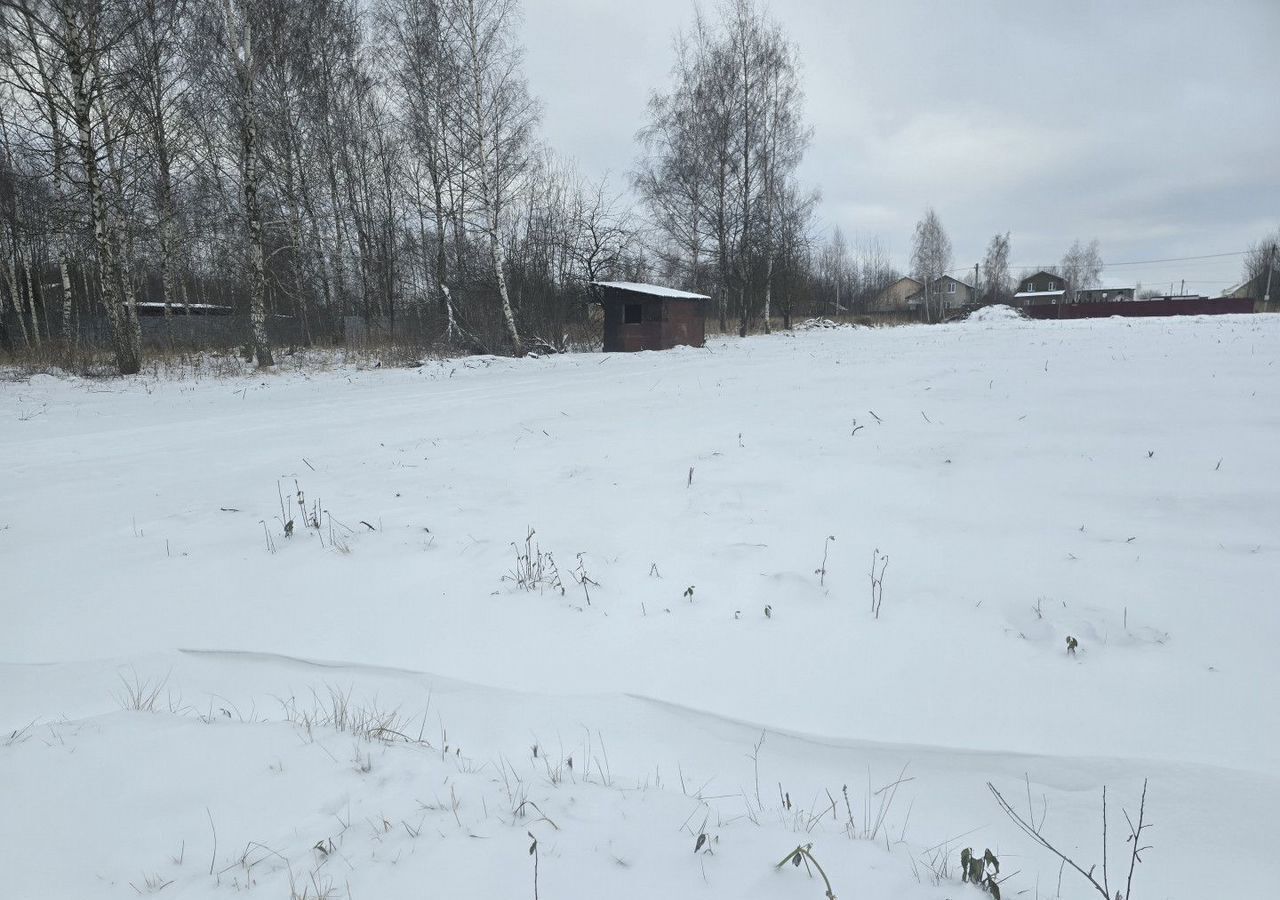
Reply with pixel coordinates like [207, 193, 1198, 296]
[1014, 290, 1067, 299]
[1226, 271, 1273, 298]
[905, 274, 973, 300]
[591, 281, 710, 300]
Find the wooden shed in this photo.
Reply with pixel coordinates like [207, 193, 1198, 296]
[590, 281, 709, 352]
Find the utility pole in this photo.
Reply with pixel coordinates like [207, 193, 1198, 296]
[1265, 243, 1276, 306]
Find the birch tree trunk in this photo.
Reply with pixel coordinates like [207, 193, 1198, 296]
[221, 0, 273, 367]
[434, 191, 456, 341]
[489, 219, 520, 353]
[64, 12, 140, 374]
[241, 91, 273, 366]
[94, 74, 143, 355]
[24, 11, 76, 345]
[1, 236, 31, 349]
[60, 257, 73, 341]
[762, 254, 773, 334]
[21, 249, 42, 349]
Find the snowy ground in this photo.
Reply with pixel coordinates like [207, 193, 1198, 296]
[2, 314, 1278, 899]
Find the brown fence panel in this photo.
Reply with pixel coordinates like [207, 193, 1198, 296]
[1023, 298, 1256, 320]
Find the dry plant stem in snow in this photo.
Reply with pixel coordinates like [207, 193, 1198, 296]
[505, 528, 564, 594]
[870, 550, 888, 618]
[571, 553, 599, 605]
[776, 843, 837, 899]
[816, 535, 835, 586]
[528, 832, 540, 900]
[116, 669, 170, 711]
[989, 779, 1151, 900]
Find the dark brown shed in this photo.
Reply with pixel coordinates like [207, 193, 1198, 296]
[590, 281, 710, 352]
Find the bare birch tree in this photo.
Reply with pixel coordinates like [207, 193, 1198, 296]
[379, 0, 461, 341]
[1, 0, 143, 372]
[910, 207, 951, 323]
[0, 0, 712, 366]
[1060, 238, 1103, 315]
[121, 0, 190, 318]
[447, 0, 537, 355]
[981, 231, 1011, 305]
[634, 0, 811, 336]
[212, 0, 272, 366]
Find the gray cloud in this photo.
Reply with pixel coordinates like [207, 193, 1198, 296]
[523, 0, 1279, 291]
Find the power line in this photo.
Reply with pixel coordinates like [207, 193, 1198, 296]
[1098, 250, 1247, 268]
[946, 249, 1249, 276]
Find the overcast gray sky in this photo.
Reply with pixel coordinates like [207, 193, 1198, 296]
[523, 0, 1279, 293]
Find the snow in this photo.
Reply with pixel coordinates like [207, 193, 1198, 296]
[1013, 290, 1067, 298]
[134, 302, 232, 311]
[3, 313, 1279, 899]
[591, 281, 711, 299]
[793, 317, 857, 330]
[965, 304, 1025, 322]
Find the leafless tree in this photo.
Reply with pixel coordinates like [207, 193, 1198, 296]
[447, 0, 538, 355]
[1, 0, 144, 371]
[1243, 229, 1279, 279]
[981, 231, 1011, 305]
[817, 226, 851, 315]
[910, 207, 951, 323]
[209, 0, 274, 366]
[634, 0, 812, 336]
[569, 173, 633, 285]
[121, 0, 190, 318]
[0, 0, 839, 368]
[1242, 227, 1278, 296]
[855, 236, 897, 311]
[379, 0, 461, 340]
[1060, 237, 1103, 314]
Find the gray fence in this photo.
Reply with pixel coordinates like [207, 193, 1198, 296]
[1, 310, 306, 352]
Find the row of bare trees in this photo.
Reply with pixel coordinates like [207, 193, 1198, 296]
[0, 0, 647, 372]
[809, 226, 899, 317]
[635, 0, 818, 334]
[911, 207, 1107, 317]
[1, 0, 864, 374]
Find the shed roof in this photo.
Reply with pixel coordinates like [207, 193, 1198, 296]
[591, 281, 711, 300]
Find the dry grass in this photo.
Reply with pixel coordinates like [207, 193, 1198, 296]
[116, 669, 171, 712]
[279, 686, 423, 747]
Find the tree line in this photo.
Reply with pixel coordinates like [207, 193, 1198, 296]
[1, 0, 842, 373]
[5, 1, 1266, 374]
[0, 0, 651, 372]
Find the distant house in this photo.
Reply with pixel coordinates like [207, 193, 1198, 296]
[1076, 287, 1135, 303]
[1013, 271, 1067, 306]
[869, 276, 922, 315]
[1014, 272, 1135, 307]
[1226, 270, 1274, 302]
[906, 275, 975, 314]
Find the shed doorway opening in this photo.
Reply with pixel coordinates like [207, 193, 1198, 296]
[624, 303, 643, 324]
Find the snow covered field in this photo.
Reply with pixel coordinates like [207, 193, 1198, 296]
[3, 314, 1278, 899]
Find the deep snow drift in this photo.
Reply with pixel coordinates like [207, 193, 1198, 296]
[2, 314, 1278, 899]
